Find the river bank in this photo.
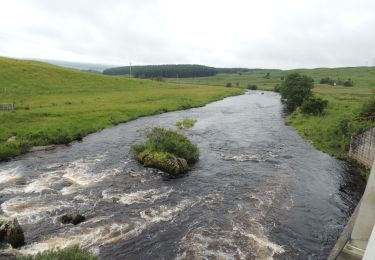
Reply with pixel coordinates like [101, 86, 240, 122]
[0, 57, 244, 162]
[166, 70, 375, 165]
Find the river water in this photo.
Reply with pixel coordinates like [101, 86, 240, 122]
[0, 91, 365, 259]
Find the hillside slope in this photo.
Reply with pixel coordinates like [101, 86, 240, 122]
[0, 57, 244, 161]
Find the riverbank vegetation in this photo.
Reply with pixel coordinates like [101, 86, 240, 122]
[17, 245, 97, 260]
[165, 67, 375, 159]
[131, 127, 199, 176]
[0, 57, 244, 161]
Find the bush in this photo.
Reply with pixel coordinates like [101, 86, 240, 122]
[247, 84, 258, 90]
[320, 77, 336, 85]
[274, 84, 281, 92]
[225, 82, 232, 87]
[279, 73, 314, 111]
[301, 96, 328, 115]
[17, 245, 97, 260]
[359, 93, 375, 119]
[131, 128, 199, 175]
[176, 118, 197, 129]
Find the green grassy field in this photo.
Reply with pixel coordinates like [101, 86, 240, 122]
[0, 57, 244, 161]
[167, 68, 375, 159]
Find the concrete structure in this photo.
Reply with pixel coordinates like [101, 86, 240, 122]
[332, 159, 375, 259]
[363, 225, 375, 260]
[349, 126, 375, 169]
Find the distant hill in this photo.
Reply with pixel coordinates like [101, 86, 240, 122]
[103, 64, 251, 78]
[37, 59, 116, 72]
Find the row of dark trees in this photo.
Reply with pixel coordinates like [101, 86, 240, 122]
[320, 77, 354, 87]
[103, 65, 250, 78]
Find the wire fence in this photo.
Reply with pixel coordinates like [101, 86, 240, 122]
[0, 103, 14, 112]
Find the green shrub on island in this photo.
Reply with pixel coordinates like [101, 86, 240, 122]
[247, 84, 258, 90]
[131, 128, 199, 176]
[17, 245, 97, 260]
[175, 118, 197, 129]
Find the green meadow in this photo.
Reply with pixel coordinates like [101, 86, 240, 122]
[0, 57, 244, 161]
[167, 68, 375, 159]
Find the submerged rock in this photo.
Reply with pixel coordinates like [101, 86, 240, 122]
[61, 213, 85, 225]
[0, 218, 25, 248]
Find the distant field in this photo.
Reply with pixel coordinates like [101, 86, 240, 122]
[0, 57, 244, 161]
[166, 67, 375, 89]
[168, 67, 375, 160]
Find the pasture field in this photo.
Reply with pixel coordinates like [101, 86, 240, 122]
[0, 57, 244, 161]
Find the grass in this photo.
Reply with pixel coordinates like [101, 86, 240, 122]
[17, 245, 97, 260]
[0, 57, 244, 161]
[167, 68, 375, 159]
[131, 127, 199, 176]
[175, 118, 197, 129]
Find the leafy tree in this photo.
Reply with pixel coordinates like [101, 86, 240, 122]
[225, 82, 232, 87]
[301, 96, 328, 115]
[264, 72, 270, 79]
[279, 73, 314, 111]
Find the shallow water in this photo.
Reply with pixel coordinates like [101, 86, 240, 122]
[0, 91, 364, 259]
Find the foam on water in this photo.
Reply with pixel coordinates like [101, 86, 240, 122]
[24, 171, 65, 193]
[102, 187, 173, 205]
[0, 167, 23, 184]
[19, 220, 147, 255]
[1, 196, 73, 224]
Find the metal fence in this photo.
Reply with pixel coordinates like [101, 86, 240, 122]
[0, 103, 14, 112]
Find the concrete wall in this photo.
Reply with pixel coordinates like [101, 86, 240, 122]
[349, 126, 375, 169]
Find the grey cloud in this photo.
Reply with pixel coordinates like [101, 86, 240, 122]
[1, 0, 375, 68]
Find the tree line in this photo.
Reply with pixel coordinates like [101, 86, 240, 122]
[103, 64, 250, 78]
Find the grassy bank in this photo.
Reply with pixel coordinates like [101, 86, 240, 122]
[0, 57, 244, 161]
[167, 68, 375, 159]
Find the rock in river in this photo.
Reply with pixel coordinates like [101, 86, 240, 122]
[0, 217, 25, 248]
[61, 213, 85, 225]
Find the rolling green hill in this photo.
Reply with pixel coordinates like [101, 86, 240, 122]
[0, 57, 244, 161]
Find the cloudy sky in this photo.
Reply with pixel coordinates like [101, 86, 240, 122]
[0, 0, 374, 69]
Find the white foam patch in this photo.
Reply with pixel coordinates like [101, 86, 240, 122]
[19, 221, 147, 256]
[0, 167, 23, 184]
[24, 171, 64, 193]
[102, 187, 173, 205]
[1, 196, 73, 224]
[177, 225, 284, 260]
[140, 199, 191, 223]
[60, 158, 123, 195]
[222, 154, 264, 162]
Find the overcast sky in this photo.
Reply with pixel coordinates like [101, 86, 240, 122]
[1, 0, 375, 69]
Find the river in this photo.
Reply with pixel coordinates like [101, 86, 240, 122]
[0, 91, 365, 259]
